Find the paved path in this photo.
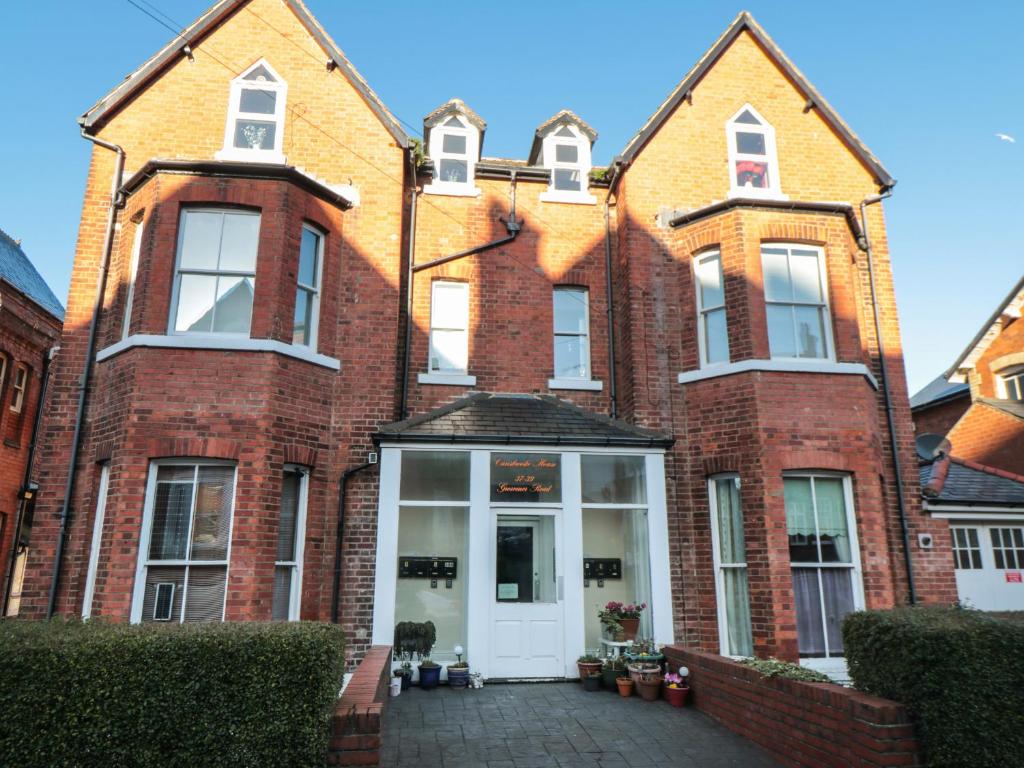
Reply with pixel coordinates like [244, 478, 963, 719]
[381, 681, 781, 768]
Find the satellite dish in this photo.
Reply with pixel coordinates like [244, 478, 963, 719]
[916, 433, 951, 461]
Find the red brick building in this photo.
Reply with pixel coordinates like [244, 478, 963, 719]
[19, 0, 956, 678]
[0, 229, 63, 616]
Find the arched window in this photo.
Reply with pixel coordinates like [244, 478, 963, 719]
[726, 104, 782, 199]
[217, 59, 287, 163]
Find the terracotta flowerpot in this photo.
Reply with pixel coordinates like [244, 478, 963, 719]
[636, 676, 663, 701]
[577, 661, 603, 680]
[616, 677, 634, 697]
[664, 684, 689, 707]
[619, 617, 640, 641]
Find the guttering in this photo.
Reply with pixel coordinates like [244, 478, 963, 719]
[47, 128, 125, 618]
[858, 189, 917, 605]
[669, 197, 865, 241]
[120, 159, 353, 209]
[331, 458, 377, 624]
[371, 432, 674, 449]
[603, 195, 618, 419]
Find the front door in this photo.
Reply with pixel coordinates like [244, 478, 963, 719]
[490, 510, 563, 678]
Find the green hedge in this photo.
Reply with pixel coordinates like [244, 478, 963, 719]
[0, 620, 345, 768]
[844, 606, 1024, 768]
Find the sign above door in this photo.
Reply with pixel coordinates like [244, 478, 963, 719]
[490, 453, 562, 503]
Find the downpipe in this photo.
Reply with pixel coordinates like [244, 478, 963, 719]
[331, 457, 377, 624]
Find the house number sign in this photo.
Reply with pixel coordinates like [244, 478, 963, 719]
[490, 453, 562, 502]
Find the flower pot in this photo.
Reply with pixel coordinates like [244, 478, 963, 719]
[583, 675, 602, 692]
[447, 667, 470, 689]
[664, 684, 689, 708]
[601, 667, 620, 690]
[389, 677, 402, 697]
[419, 664, 441, 690]
[616, 677, 634, 697]
[636, 676, 663, 701]
[619, 617, 640, 641]
[577, 661, 603, 680]
[398, 670, 411, 690]
[628, 662, 663, 685]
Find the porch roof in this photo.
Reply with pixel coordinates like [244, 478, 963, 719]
[921, 456, 1024, 508]
[375, 393, 673, 448]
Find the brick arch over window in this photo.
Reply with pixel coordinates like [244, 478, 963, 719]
[772, 448, 880, 474]
[754, 221, 830, 247]
[992, 352, 1024, 373]
[283, 444, 318, 468]
[146, 437, 242, 461]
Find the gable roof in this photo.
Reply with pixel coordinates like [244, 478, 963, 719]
[921, 455, 1024, 508]
[375, 392, 673, 447]
[80, 0, 408, 147]
[528, 110, 598, 166]
[615, 11, 895, 190]
[946, 274, 1024, 382]
[423, 98, 486, 155]
[0, 228, 65, 321]
[910, 374, 970, 411]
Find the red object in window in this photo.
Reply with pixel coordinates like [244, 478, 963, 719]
[735, 161, 767, 188]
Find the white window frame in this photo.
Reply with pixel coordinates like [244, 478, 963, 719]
[274, 465, 308, 621]
[9, 364, 27, 414]
[427, 280, 470, 375]
[990, 527, 1024, 570]
[950, 526, 983, 570]
[0, 355, 7, 397]
[708, 474, 753, 658]
[293, 224, 324, 349]
[169, 208, 260, 337]
[540, 124, 596, 205]
[122, 219, 144, 341]
[216, 59, 287, 164]
[783, 471, 865, 665]
[82, 464, 111, 619]
[694, 251, 729, 367]
[998, 367, 1024, 401]
[424, 115, 481, 197]
[130, 459, 238, 624]
[762, 244, 835, 362]
[726, 103, 784, 200]
[551, 286, 592, 383]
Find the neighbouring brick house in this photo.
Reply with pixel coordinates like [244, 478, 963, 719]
[0, 230, 63, 616]
[19, 0, 957, 679]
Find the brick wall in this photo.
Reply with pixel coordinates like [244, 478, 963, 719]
[663, 647, 922, 768]
[948, 402, 1024, 475]
[911, 395, 970, 439]
[328, 645, 392, 766]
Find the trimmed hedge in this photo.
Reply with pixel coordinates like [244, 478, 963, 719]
[844, 606, 1024, 768]
[0, 620, 345, 768]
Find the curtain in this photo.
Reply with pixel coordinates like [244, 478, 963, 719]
[821, 569, 855, 654]
[715, 477, 744, 564]
[792, 569, 825, 656]
[625, 509, 653, 638]
[723, 569, 753, 656]
[814, 478, 851, 563]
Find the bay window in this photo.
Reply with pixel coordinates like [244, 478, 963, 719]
[218, 59, 287, 163]
[709, 475, 752, 657]
[273, 467, 307, 621]
[784, 473, 862, 660]
[132, 462, 237, 623]
[122, 219, 143, 340]
[762, 244, 832, 360]
[694, 251, 729, 366]
[293, 225, 322, 347]
[171, 209, 260, 335]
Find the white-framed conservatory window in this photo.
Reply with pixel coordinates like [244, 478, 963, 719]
[131, 461, 237, 624]
[425, 116, 479, 195]
[428, 281, 469, 374]
[170, 209, 260, 336]
[694, 251, 729, 366]
[122, 219, 144, 340]
[762, 244, 833, 360]
[784, 473, 863, 660]
[293, 225, 323, 347]
[273, 466, 308, 621]
[709, 475, 752, 657]
[726, 104, 782, 199]
[999, 367, 1024, 401]
[553, 287, 591, 380]
[217, 59, 287, 163]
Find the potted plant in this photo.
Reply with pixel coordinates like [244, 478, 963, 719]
[447, 661, 470, 688]
[419, 656, 441, 689]
[598, 601, 647, 641]
[663, 671, 689, 707]
[616, 675, 634, 697]
[602, 655, 627, 690]
[394, 620, 438, 689]
[577, 654, 603, 680]
[583, 672, 602, 692]
[634, 667, 663, 701]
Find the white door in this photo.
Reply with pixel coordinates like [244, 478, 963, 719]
[490, 510, 564, 678]
[951, 524, 1024, 611]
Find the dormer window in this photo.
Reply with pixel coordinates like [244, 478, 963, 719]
[726, 104, 782, 199]
[217, 59, 287, 163]
[538, 121, 596, 205]
[424, 110, 481, 197]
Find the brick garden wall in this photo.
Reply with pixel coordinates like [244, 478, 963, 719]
[328, 645, 392, 766]
[663, 647, 922, 768]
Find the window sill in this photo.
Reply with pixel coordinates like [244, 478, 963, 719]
[423, 183, 482, 198]
[96, 334, 341, 370]
[677, 359, 878, 389]
[548, 378, 603, 391]
[539, 190, 597, 205]
[418, 372, 477, 386]
[726, 188, 789, 202]
[214, 148, 287, 164]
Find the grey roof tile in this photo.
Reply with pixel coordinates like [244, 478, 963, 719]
[921, 458, 1024, 507]
[0, 228, 64, 320]
[978, 398, 1024, 421]
[909, 374, 969, 410]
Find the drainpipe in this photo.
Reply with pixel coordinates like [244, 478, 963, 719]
[331, 457, 377, 624]
[398, 151, 419, 421]
[398, 170, 522, 417]
[47, 129, 125, 618]
[603, 195, 618, 419]
[859, 188, 917, 605]
[2, 346, 56, 614]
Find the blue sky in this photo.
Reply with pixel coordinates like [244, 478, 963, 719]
[1, 1, 1020, 394]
